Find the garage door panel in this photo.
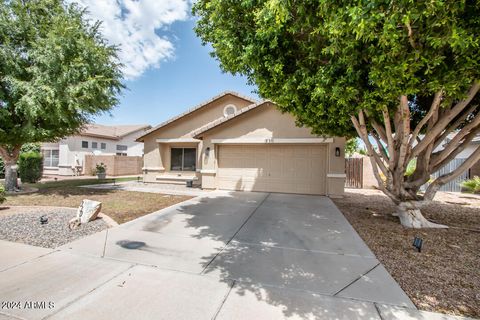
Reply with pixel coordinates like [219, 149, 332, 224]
[217, 144, 326, 195]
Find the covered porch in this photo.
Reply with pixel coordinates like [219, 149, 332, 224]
[143, 138, 202, 185]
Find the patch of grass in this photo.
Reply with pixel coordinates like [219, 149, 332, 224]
[26, 177, 139, 190]
[333, 189, 480, 318]
[4, 183, 191, 224]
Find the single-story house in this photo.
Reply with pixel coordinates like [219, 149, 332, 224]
[136, 92, 345, 196]
[41, 124, 151, 176]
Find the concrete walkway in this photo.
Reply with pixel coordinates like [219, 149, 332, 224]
[0, 192, 473, 320]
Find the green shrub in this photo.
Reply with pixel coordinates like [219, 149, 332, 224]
[0, 184, 5, 204]
[461, 176, 480, 194]
[20, 143, 41, 154]
[95, 163, 107, 174]
[18, 151, 43, 183]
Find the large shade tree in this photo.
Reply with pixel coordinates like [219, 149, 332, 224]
[193, 0, 480, 228]
[0, 0, 123, 191]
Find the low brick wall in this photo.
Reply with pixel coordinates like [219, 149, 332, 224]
[84, 155, 143, 176]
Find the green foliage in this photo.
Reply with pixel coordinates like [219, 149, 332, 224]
[18, 151, 43, 183]
[0, 184, 5, 204]
[345, 138, 359, 157]
[193, 1, 480, 137]
[20, 143, 41, 154]
[405, 159, 417, 177]
[95, 162, 106, 174]
[0, 0, 124, 148]
[461, 176, 480, 193]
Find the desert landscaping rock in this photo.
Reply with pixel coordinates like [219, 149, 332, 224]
[0, 207, 108, 248]
[69, 199, 102, 229]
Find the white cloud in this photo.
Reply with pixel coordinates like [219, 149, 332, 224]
[71, 0, 190, 80]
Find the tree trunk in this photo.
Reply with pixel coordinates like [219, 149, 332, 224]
[0, 146, 21, 192]
[4, 160, 18, 191]
[397, 201, 448, 228]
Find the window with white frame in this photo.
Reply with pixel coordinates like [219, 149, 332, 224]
[43, 150, 59, 167]
[101, 143, 106, 150]
[92, 142, 98, 149]
[82, 141, 88, 148]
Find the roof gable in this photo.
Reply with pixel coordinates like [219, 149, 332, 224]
[193, 101, 268, 138]
[194, 100, 317, 140]
[136, 91, 257, 141]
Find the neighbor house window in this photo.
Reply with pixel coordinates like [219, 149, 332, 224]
[101, 143, 106, 150]
[43, 150, 59, 167]
[82, 141, 88, 148]
[116, 145, 127, 151]
[171, 148, 196, 171]
[92, 142, 98, 149]
[116, 152, 127, 156]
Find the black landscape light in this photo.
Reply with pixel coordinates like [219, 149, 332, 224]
[413, 237, 423, 252]
[137, 176, 140, 183]
[40, 215, 48, 225]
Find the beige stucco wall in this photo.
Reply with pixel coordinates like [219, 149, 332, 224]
[199, 103, 345, 196]
[142, 94, 253, 183]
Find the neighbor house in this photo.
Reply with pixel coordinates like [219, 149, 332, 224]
[137, 92, 345, 196]
[41, 124, 151, 176]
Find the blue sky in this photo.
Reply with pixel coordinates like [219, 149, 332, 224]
[90, 16, 258, 126]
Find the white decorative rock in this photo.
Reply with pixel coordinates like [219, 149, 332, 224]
[69, 199, 102, 230]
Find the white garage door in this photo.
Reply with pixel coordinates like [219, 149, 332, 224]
[217, 144, 327, 195]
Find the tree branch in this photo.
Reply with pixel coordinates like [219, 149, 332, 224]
[382, 108, 395, 169]
[424, 145, 480, 201]
[433, 102, 479, 150]
[351, 113, 389, 186]
[405, 21, 417, 49]
[396, 95, 411, 173]
[412, 81, 480, 158]
[431, 115, 480, 169]
[431, 126, 480, 173]
[410, 90, 442, 145]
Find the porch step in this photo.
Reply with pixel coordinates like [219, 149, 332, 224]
[155, 175, 198, 185]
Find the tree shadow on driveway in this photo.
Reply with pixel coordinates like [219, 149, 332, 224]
[140, 191, 382, 319]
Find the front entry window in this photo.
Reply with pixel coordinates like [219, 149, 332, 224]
[171, 148, 196, 171]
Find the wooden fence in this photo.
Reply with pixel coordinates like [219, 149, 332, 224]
[345, 158, 363, 188]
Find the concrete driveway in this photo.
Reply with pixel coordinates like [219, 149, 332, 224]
[0, 192, 467, 320]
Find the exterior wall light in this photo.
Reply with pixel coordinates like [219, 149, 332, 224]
[205, 147, 210, 156]
[335, 147, 341, 157]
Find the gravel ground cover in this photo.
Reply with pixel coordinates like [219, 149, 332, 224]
[332, 189, 480, 318]
[0, 207, 108, 248]
[5, 183, 192, 224]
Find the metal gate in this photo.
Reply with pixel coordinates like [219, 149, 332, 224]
[345, 158, 363, 188]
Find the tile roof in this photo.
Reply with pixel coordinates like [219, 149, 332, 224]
[136, 91, 257, 141]
[81, 124, 151, 140]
